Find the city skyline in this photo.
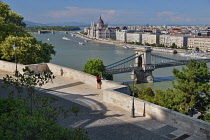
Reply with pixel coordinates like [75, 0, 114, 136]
[2, 0, 210, 25]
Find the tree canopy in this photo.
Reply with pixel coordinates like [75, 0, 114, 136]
[0, 1, 56, 64]
[172, 59, 210, 113]
[83, 59, 113, 80]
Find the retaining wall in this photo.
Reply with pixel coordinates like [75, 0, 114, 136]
[0, 60, 209, 139]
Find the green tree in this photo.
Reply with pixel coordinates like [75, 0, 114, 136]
[1, 68, 88, 139]
[172, 59, 210, 114]
[170, 43, 177, 48]
[83, 59, 113, 80]
[154, 89, 190, 114]
[0, 1, 56, 64]
[0, 36, 56, 64]
[139, 87, 155, 102]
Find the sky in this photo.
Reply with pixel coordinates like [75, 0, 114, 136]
[2, 0, 210, 25]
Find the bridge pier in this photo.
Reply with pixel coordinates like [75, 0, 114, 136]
[134, 47, 154, 83]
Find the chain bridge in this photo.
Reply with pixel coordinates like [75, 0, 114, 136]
[105, 47, 210, 83]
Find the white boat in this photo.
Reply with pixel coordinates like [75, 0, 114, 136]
[62, 36, 70, 40]
[47, 38, 50, 41]
[152, 48, 177, 53]
[79, 42, 84, 45]
[179, 51, 210, 59]
[84, 40, 88, 42]
[122, 46, 128, 49]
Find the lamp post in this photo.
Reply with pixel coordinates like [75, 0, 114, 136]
[13, 43, 18, 76]
[130, 69, 136, 118]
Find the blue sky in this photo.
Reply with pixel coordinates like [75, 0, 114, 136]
[2, 0, 210, 25]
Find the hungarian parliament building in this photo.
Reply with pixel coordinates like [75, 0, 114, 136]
[84, 16, 116, 39]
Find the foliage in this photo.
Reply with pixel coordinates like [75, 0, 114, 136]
[127, 42, 135, 44]
[203, 113, 210, 122]
[0, 36, 56, 64]
[181, 46, 188, 50]
[0, 98, 88, 140]
[138, 87, 154, 102]
[172, 59, 210, 113]
[170, 43, 177, 48]
[110, 37, 116, 40]
[25, 26, 81, 32]
[154, 89, 191, 114]
[0, 1, 56, 64]
[83, 59, 113, 80]
[1, 68, 89, 139]
[80, 31, 88, 35]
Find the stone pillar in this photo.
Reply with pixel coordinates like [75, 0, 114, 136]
[134, 47, 154, 83]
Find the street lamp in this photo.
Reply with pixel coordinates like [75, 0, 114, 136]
[13, 43, 18, 76]
[130, 69, 136, 118]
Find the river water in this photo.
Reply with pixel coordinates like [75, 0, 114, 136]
[32, 33, 190, 91]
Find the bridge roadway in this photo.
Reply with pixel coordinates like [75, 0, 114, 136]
[0, 70, 204, 140]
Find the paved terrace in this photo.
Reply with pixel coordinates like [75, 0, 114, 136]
[0, 70, 205, 140]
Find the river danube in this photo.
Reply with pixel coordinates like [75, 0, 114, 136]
[32, 33, 187, 91]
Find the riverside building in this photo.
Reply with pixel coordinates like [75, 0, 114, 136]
[84, 16, 116, 39]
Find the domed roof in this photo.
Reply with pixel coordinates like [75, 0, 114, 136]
[97, 16, 104, 24]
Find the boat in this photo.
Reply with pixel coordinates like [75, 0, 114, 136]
[84, 40, 88, 42]
[179, 51, 210, 59]
[122, 46, 128, 49]
[62, 36, 70, 40]
[79, 42, 84, 45]
[47, 38, 50, 41]
[152, 48, 177, 54]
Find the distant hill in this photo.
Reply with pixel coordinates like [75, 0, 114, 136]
[24, 20, 45, 26]
[24, 20, 89, 26]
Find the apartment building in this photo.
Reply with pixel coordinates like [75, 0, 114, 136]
[188, 37, 210, 52]
[142, 34, 159, 44]
[126, 32, 142, 43]
[160, 34, 188, 48]
[116, 30, 127, 42]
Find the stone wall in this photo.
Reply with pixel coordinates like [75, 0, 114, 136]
[0, 60, 25, 74]
[46, 63, 129, 90]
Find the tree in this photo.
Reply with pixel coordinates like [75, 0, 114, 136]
[0, 1, 56, 64]
[83, 59, 113, 80]
[154, 89, 190, 114]
[172, 59, 210, 114]
[139, 87, 155, 102]
[0, 36, 56, 64]
[1, 68, 88, 139]
[170, 43, 177, 48]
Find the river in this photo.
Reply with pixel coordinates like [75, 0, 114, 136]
[32, 33, 189, 91]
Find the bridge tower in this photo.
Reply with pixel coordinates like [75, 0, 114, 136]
[134, 47, 154, 83]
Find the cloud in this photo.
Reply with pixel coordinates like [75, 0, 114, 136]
[37, 7, 208, 25]
[155, 11, 196, 23]
[46, 7, 117, 23]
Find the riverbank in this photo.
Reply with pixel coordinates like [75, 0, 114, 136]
[74, 32, 128, 46]
[74, 32, 187, 53]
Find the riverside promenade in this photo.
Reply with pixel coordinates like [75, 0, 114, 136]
[0, 69, 204, 140]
